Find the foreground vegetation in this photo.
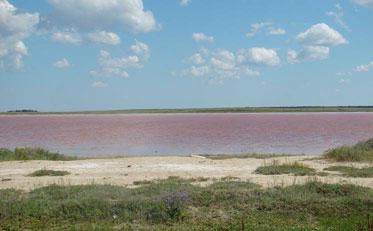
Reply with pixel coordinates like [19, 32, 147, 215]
[324, 138, 373, 162]
[28, 169, 71, 177]
[324, 166, 373, 178]
[0, 177, 372, 230]
[0, 148, 77, 161]
[3, 106, 373, 115]
[255, 161, 316, 176]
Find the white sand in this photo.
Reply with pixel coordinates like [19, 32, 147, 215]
[0, 155, 372, 191]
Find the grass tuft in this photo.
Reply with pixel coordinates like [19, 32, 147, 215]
[324, 139, 373, 162]
[324, 166, 373, 178]
[0, 148, 77, 161]
[28, 169, 70, 177]
[254, 161, 316, 176]
[203, 153, 291, 160]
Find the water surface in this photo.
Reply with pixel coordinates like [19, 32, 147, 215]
[1, 113, 373, 156]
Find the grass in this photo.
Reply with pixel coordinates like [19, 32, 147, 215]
[133, 180, 152, 185]
[324, 166, 373, 178]
[323, 138, 373, 162]
[203, 153, 292, 160]
[0, 177, 372, 230]
[0, 148, 77, 161]
[28, 169, 71, 177]
[254, 161, 316, 176]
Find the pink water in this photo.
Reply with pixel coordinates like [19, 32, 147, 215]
[1, 113, 373, 156]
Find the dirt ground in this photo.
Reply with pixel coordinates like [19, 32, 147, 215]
[0, 155, 372, 191]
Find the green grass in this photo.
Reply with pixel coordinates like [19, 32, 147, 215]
[0, 148, 77, 161]
[203, 153, 292, 160]
[324, 139, 373, 162]
[324, 166, 373, 178]
[28, 169, 71, 177]
[254, 161, 316, 176]
[0, 177, 372, 230]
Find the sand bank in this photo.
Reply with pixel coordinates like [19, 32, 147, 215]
[1, 155, 372, 191]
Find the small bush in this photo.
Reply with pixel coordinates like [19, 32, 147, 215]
[133, 180, 152, 185]
[324, 139, 373, 162]
[0, 148, 76, 161]
[254, 161, 316, 176]
[324, 166, 373, 178]
[28, 169, 70, 177]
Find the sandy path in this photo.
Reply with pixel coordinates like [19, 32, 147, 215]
[0, 155, 372, 191]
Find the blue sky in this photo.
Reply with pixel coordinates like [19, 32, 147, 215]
[1, 0, 373, 112]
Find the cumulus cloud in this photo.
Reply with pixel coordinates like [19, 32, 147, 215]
[237, 48, 280, 66]
[180, 0, 191, 6]
[52, 30, 81, 44]
[192, 33, 214, 43]
[355, 61, 373, 72]
[130, 40, 150, 60]
[92, 80, 108, 88]
[246, 22, 286, 37]
[54, 58, 70, 68]
[352, 0, 373, 8]
[0, 0, 39, 69]
[326, 4, 350, 31]
[296, 23, 347, 47]
[47, 0, 159, 33]
[90, 41, 150, 78]
[181, 47, 280, 83]
[87, 31, 120, 45]
[288, 46, 330, 63]
[288, 23, 347, 63]
[189, 53, 205, 65]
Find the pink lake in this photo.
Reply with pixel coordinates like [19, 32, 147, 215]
[1, 113, 373, 156]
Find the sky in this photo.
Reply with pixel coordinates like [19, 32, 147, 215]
[1, 0, 373, 112]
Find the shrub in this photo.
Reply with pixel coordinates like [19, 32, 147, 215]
[28, 170, 70, 177]
[254, 161, 316, 176]
[0, 148, 76, 161]
[324, 139, 373, 162]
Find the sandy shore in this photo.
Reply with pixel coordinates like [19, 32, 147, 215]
[1, 155, 372, 191]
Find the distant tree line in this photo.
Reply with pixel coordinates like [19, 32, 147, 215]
[7, 109, 38, 113]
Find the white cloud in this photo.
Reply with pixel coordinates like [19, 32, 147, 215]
[268, 28, 286, 35]
[289, 23, 347, 63]
[355, 61, 373, 72]
[246, 22, 286, 37]
[180, 0, 191, 6]
[54, 58, 70, 68]
[47, 0, 159, 33]
[87, 31, 120, 45]
[92, 81, 108, 88]
[296, 23, 347, 47]
[189, 53, 205, 65]
[288, 46, 330, 63]
[0, 0, 39, 69]
[181, 47, 277, 83]
[246, 22, 271, 37]
[237, 48, 280, 66]
[352, 0, 373, 8]
[326, 4, 350, 31]
[130, 40, 150, 61]
[210, 49, 236, 70]
[192, 33, 214, 43]
[52, 31, 82, 44]
[90, 41, 149, 78]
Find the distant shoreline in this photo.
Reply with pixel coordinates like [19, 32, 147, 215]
[3, 106, 373, 115]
